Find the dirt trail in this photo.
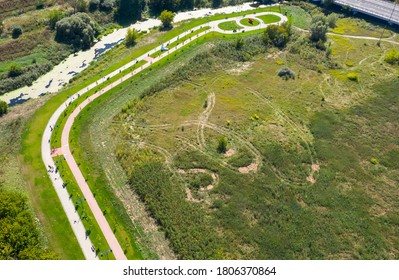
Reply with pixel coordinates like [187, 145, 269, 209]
[197, 92, 216, 149]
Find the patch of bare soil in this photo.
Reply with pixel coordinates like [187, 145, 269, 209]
[224, 148, 236, 157]
[306, 175, 316, 184]
[238, 162, 258, 173]
[185, 188, 201, 203]
[307, 164, 320, 184]
[226, 61, 254, 75]
[311, 164, 320, 171]
[266, 50, 283, 59]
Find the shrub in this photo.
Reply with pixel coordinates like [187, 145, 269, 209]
[327, 13, 338, 28]
[0, 100, 7, 117]
[262, 21, 291, 48]
[277, 67, 295, 80]
[347, 72, 358, 81]
[125, 28, 139, 47]
[370, 158, 379, 165]
[12, 25, 22, 39]
[384, 49, 399, 65]
[159, 10, 175, 29]
[217, 137, 227, 154]
[310, 16, 328, 42]
[8, 64, 23, 77]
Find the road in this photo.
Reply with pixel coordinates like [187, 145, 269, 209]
[42, 12, 287, 260]
[335, 0, 399, 25]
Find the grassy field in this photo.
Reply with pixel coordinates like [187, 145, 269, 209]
[107, 27, 399, 259]
[256, 14, 281, 24]
[218, 20, 244, 31]
[240, 18, 260, 27]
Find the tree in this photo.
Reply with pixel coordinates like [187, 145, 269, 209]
[148, 0, 178, 14]
[125, 28, 139, 47]
[159, 10, 175, 29]
[0, 21, 4, 35]
[70, 0, 88, 13]
[217, 137, 227, 154]
[310, 17, 328, 42]
[212, 0, 222, 8]
[48, 10, 65, 29]
[100, 0, 116, 11]
[12, 25, 22, 39]
[0, 100, 7, 117]
[322, 0, 334, 6]
[89, 0, 100, 11]
[119, 0, 142, 20]
[55, 13, 99, 50]
[180, 0, 194, 10]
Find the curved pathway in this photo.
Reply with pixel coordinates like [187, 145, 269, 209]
[42, 12, 288, 260]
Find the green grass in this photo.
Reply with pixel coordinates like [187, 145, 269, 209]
[218, 20, 244, 31]
[105, 25, 399, 260]
[53, 156, 114, 259]
[332, 17, 393, 38]
[21, 94, 85, 259]
[256, 14, 281, 24]
[239, 18, 260, 27]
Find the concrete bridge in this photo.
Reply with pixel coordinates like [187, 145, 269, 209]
[334, 0, 399, 25]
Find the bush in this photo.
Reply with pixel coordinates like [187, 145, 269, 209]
[159, 10, 175, 29]
[262, 21, 291, 48]
[370, 158, 379, 165]
[125, 28, 139, 47]
[0, 100, 7, 117]
[347, 72, 358, 81]
[310, 16, 328, 42]
[277, 67, 295, 80]
[384, 49, 399, 65]
[12, 25, 22, 39]
[327, 13, 338, 28]
[8, 64, 23, 77]
[217, 137, 227, 153]
[55, 13, 99, 50]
